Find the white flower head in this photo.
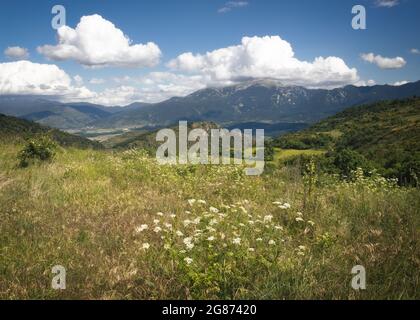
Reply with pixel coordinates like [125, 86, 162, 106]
[183, 219, 192, 227]
[142, 243, 150, 250]
[135, 224, 148, 233]
[209, 218, 218, 226]
[206, 226, 216, 233]
[232, 238, 241, 245]
[184, 257, 193, 265]
[183, 237, 194, 250]
[279, 203, 291, 210]
[264, 215, 273, 223]
[239, 206, 248, 214]
[183, 237, 193, 244]
[176, 230, 184, 237]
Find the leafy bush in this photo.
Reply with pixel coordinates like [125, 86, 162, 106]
[280, 149, 374, 181]
[18, 135, 57, 167]
[330, 148, 373, 178]
[264, 140, 275, 161]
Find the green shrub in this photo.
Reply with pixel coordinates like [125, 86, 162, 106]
[18, 135, 57, 167]
[264, 140, 275, 161]
[330, 148, 373, 178]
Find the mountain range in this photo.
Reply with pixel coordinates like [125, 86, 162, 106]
[1, 80, 420, 132]
[0, 96, 149, 130]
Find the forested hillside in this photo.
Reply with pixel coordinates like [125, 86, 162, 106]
[0, 113, 103, 149]
[274, 98, 420, 184]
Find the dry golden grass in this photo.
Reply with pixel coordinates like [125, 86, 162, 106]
[0, 144, 419, 299]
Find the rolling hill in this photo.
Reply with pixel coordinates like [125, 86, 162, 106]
[274, 97, 420, 183]
[104, 121, 220, 152]
[0, 113, 103, 149]
[0, 96, 120, 130]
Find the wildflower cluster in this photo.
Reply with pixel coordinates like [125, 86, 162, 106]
[133, 196, 319, 298]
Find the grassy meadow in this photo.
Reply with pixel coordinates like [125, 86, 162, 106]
[272, 148, 326, 162]
[0, 141, 419, 300]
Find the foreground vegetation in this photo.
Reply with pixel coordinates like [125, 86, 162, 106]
[1, 141, 419, 299]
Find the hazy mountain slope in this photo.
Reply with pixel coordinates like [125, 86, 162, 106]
[92, 80, 420, 129]
[0, 113, 103, 149]
[0, 96, 115, 130]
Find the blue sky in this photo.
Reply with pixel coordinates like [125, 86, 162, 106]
[0, 0, 419, 105]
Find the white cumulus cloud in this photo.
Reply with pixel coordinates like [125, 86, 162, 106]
[361, 53, 406, 69]
[168, 36, 360, 89]
[89, 86, 144, 106]
[105, 72, 209, 104]
[38, 14, 162, 68]
[4, 46, 29, 60]
[136, 72, 208, 102]
[410, 48, 420, 55]
[0, 60, 199, 106]
[0, 60, 93, 100]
